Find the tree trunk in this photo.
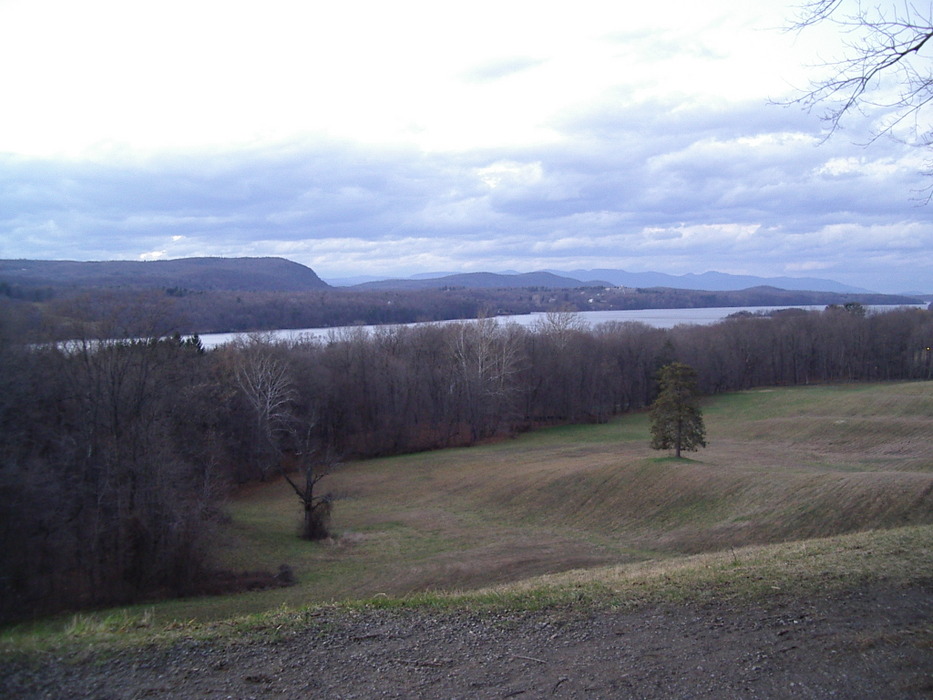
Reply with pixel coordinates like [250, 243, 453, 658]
[675, 418, 682, 458]
[302, 500, 330, 540]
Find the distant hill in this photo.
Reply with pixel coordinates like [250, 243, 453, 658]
[675, 285, 920, 308]
[352, 271, 612, 290]
[329, 268, 876, 294]
[0, 257, 330, 292]
[557, 269, 872, 294]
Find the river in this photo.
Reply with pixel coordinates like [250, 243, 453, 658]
[194, 304, 925, 349]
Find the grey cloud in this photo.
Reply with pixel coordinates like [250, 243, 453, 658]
[1, 96, 930, 292]
[549, 96, 923, 224]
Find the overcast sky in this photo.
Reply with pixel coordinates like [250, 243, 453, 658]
[1, 0, 931, 293]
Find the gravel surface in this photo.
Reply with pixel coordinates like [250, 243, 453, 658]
[2, 582, 931, 699]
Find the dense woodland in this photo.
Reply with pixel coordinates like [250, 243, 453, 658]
[0, 280, 922, 341]
[1, 302, 932, 622]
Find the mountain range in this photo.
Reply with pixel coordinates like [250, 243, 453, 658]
[0, 257, 913, 297]
[347, 271, 612, 291]
[332, 269, 874, 294]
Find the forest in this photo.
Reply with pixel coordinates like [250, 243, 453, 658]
[1, 302, 931, 623]
[0, 276, 921, 342]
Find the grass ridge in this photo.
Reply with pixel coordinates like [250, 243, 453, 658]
[2, 524, 929, 653]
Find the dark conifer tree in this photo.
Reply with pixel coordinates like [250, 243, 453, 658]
[649, 362, 707, 458]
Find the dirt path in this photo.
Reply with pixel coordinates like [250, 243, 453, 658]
[3, 582, 931, 699]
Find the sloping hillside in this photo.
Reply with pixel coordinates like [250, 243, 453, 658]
[2, 384, 931, 699]
[0, 257, 330, 292]
[194, 382, 933, 613]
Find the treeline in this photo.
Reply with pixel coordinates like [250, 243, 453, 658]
[1, 305, 931, 622]
[0, 283, 922, 341]
[0, 335, 226, 623]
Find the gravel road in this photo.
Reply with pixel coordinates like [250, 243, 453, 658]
[3, 582, 931, 699]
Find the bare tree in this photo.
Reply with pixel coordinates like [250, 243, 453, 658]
[282, 424, 335, 541]
[450, 317, 522, 442]
[231, 338, 296, 480]
[231, 338, 337, 539]
[789, 1, 933, 190]
[533, 309, 589, 352]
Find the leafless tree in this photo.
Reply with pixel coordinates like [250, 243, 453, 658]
[789, 1, 933, 192]
[450, 317, 522, 442]
[282, 423, 336, 541]
[231, 337, 296, 479]
[231, 337, 338, 538]
[533, 309, 589, 352]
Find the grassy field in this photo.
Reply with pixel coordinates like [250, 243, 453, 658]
[3, 381, 932, 643]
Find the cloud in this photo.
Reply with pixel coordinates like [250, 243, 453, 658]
[460, 56, 547, 83]
[1, 93, 930, 293]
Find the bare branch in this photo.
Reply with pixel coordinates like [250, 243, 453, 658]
[786, 1, 933, 191]
[791, 0, 847, 28]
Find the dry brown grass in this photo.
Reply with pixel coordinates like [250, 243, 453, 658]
[191, 382, 933, 619]
[9, 381, 929, 633]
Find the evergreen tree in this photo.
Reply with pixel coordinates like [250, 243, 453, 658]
[649, 362, 707, 458]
